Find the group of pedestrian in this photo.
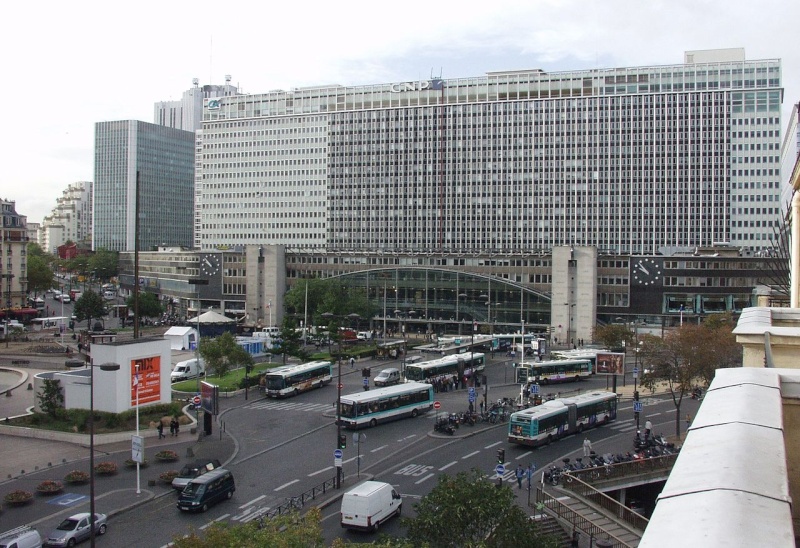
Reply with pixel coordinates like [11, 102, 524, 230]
[156, 417, 180, 438]
[515, 463, 536, 490]
[428, 374, 473, 393]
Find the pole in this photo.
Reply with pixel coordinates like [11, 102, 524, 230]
[336, 356, 342, 489]
[89, 360, 96, 548]
[135, 362, 140, 494]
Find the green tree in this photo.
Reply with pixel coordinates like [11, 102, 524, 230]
[273, 317, 310, 363]
[26, 254, 54, 296]
[73, 290, 107, 332]
[199, 332, 254, 378]
[126, 292, 164, 320]
[592, 323, 634, 351]
[171, 507, 325, 547]
[88, 248, 119, 281]
[37, 379, 64, 418]
[404, 469, 558, 548]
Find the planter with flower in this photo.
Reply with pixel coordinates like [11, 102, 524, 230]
[155, 450, 179, 462]
[4, 489, 33, 506]
[64, 470, 90, 485]
[94, 461, 118, 476]
[159, 470, 179, 485]
[36, 480, 64, 496]
[124, 458, 148, 468]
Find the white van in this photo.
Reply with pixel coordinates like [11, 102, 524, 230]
[340, 481, 402, 532]
[170, 358, 206, 383]
[373, 368, 401, 387]
[357, 331, 373, 341]
[0, 525, 42, 548]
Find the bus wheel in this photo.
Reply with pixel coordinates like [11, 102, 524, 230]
[370, 418, 378, 428]
[546, 434, 553, 445]
[411, 409, 418, 418]
[577, 423, 584, 433]
[575, 376, 581, 382]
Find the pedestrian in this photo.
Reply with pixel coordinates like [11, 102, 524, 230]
[644, 419, 653, 439]
[685, 413, 692, 430]
[174, 419, 180, 436]
[515, 464, 524, 489]
[170, 417, 178, 437]
[156, 421, 164, 439]
[349, 356, 355, 369]
[583, 437, 592, 457]
[363, 377, 369, 391]
[526, 463, 535, 490]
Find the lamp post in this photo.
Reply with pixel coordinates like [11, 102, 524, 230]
[65, 359, 120, 548]
[322, 311, 343, 489]
[188, 279, 209, 435]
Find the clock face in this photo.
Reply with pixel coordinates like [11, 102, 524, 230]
[632, 258, 662, 286]
[200, 254, 220, 277]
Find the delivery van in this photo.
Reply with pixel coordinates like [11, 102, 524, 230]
[0, 525, 42, 548]
[373, 368, 401, 387]
[177, 468, 235, 512]
[170, 358, 205, 383]
[340, 481, 402, 532]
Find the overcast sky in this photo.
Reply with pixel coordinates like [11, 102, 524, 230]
[3, 0, 798, 224]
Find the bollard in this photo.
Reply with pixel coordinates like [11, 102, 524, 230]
[27, 383, 32, 390]
[5, 390, 11, 397]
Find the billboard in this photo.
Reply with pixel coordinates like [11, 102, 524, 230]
[595, 352, 625, 376]
[200, 380, 220, 415]
[131, 356, 161, 405]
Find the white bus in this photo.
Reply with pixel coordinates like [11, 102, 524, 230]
[515, 359, 593, 385]
[404, 352, 486, 382]
[508, 391, 618, 447]
[338, 382, 435, 429]
[264, 360, 333, 398]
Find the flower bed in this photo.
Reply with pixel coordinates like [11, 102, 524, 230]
[159, 470, 179, 485]
[36, 480, 64, 496]
[4, 489, 33, 506]
[155, 450, 179, 462]
[64, 470, 90, 485]
[124, 458, 148, 468]
[94, 461, 118, 475]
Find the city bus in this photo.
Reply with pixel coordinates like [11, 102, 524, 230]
[404, 352, 485, 382]
[515, 359, 593, 385]
[263, 360, 333, 398]
[338, 382, 434, 429]
[508, 391, 618, 447]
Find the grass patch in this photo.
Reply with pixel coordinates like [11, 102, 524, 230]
[6, 403, 182, 434]
[171, 363, 281, 393]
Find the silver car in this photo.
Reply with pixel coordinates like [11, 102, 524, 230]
[44, 513, 107, 547]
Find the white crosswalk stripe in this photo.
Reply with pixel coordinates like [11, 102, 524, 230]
[244, 400, 331, 413]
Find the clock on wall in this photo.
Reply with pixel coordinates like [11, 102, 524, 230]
[632, 257, 662, 286]
[200, 254, 220, 277]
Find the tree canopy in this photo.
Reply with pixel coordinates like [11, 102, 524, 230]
[284, 278, 375, 327]
[272, 317, 310, 363]
[199, 332, 254, 378]
[126, 292, 164, 319]
[27, 254, 54, 296]
[87, 248, 119, 281]
[73, 290, 107, 331]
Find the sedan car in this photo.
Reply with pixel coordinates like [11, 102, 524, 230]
[44, 512, 107, 547]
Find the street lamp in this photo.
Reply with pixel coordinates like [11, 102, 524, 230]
[188, 279, 209, 432]
[65, 359, 120, 548]
[321, 311, 343, 489]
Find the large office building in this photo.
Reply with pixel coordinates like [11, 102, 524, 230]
[196, 48, 782, 255]
[40, 181, 93, 254]
[154, 76, 239, 133]
[93, 120, 195, 251]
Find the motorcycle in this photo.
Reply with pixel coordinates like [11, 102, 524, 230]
[434, 418, 455, 435]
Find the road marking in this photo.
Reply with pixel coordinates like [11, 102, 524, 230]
[461, 450, 480, 460]
[200, 514, 230, 529]
[646, 412, 662, 417]
[439, 461, 458, 471]
[515, 450, 533, 461]
[397, 434, 417, 442]
[239, 495, 266, 508]
[309, 466, 333, 477]
[415, 473, 435, 484]
[274, 479, 299, 491]
[371, 444, 388, 453]
[343, 456, 358, 464]
[484, 441, 503, 449]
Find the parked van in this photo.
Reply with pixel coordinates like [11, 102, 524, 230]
[357, 331, 373, 341]
[171, 459, 222, 491]
[373, 368, 401, 387]
[170, 358, 205, 383]
[340, 481, 402, 531]
[0, 525, 42, 548]
[177, 468, 235, 512]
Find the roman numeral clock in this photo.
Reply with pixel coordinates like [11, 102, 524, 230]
[632, 257, 662, 286]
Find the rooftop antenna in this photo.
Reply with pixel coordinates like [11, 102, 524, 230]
[192, 78, 199, 88]
[430, 67, 443, 79]
[209, 35, 213, 84]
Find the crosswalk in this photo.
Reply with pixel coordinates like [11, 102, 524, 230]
[243, 399, 332, 413]
[609, 418, 637, 434]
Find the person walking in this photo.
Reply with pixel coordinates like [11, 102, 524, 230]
[515, 464, 525, 489]
[349, 357, 355, 369]
[526, 463, 536, 490]
[156, 421, 164, 439]
[685, 413, 692, 430]
[170, 417, 178, 437]
[644, 419, 653, 439]
[583, 437, 593, 457]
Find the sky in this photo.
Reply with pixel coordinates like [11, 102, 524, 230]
[2, 0, 798, 225]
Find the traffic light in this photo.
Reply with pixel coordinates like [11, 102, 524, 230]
[245, 363, 253, 374]
[338, 433, 347, 449]
[496, 448, 505, 464]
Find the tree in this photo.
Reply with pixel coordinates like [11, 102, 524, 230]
[37, 379, 64, 418]
[404, 469, 558, 548]
[126, 292, 163, 320]
[273, 317, 310, 363]
[88, 248, 119, 281]
[26, 254, 54, 296]
[592, 323, 634, 351]
[171, 507, 325, 547]
[199, 332, 254, 379]
[73, 290, 106, 332]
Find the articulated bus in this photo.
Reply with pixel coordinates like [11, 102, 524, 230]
[338, 382, 434, 429]
[404, 352, 485, 382]
[264, 360, 333, 398]
[515, 359, 593, 385]
[508, 391, 618, 447]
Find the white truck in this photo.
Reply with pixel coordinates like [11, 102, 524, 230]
[170, 358, 206, 383]
[340, 481, 402, 532]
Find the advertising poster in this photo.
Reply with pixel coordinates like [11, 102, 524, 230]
[131, 356, 161, 406]
[595, 352, 625, 376]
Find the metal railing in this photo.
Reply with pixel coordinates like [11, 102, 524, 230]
[262, 475, 337, 519]
[535, 486, 632, 548]
[566, 453, 677, 487]
[560, 473, 649, 532]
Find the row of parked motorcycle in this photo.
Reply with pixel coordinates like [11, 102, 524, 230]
[433, 398, 517, 435]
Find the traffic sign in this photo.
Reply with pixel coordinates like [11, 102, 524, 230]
[495, 464, 506, 476]
[468, 394, 476, 403]
[633, 401, 643, 413]
[433, 401, 441, 410]
[192, 395, 201, 408]
[633, 367, 639, 379]
[530, 384, 540, 395]
[334, 449, 343, 459]
[468, 387, 476, 397]
[338, 383, 343, 389]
